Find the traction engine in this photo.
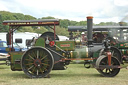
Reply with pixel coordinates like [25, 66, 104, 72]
[3, 17, 122, 78]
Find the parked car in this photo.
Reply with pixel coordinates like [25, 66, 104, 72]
[0, 41, 21, 54]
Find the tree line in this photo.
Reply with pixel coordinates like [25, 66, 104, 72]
[0, 11, 127, 36]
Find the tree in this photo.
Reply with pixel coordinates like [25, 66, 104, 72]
[24, 15, 36, 20]
[41, 16, 55, 19]
[12, 13, 25, 20]
[69, 20, 78, 26]
[18, 26, 34, 32]
[96, 22, 119, 26]
[0, 14, 2, 31]
[34, 27, 48, 34]
[76, 21, 87, 26]
[60, 19, 70, 28]
[55, 26, 69, 36]
[0, 13, 9, 32]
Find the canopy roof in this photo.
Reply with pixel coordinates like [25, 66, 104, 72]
[68, 26, 128, 32]
[3, 19, 59, 26]
[68, 26, 86, 31]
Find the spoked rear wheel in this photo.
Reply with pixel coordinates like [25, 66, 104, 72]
[96, 55, 120, 77]
[21, 47, 54, 78]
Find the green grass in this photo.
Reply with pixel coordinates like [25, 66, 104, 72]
[0, 63, 128, 85]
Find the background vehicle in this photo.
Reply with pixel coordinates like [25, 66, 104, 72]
[0, 41, 8, 54]
[0, 32, 40, 50]
[68, 24, 128, 63]
[0, 41, 21, 54]
[58, 35, 69, 41]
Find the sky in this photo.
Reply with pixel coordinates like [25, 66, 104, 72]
[0, 0, 128, 24]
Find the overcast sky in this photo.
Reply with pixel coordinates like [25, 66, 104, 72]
[0, 0, 128, 24]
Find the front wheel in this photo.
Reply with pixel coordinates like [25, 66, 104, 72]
[99, 47, 122, 63]
[21, 47, 54, 78]
[96, 55, 120, 77]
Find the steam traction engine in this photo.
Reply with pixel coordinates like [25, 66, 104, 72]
[3, 17, 121, 78]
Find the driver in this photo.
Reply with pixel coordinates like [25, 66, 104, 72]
[93, 35, 98, 43]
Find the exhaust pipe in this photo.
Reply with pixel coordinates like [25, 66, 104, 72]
[87, 16, 93, 45]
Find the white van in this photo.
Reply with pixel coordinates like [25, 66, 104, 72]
[58, 35, 69, 41]
[0, 32, 7, 41]
[13, 32, 40, 49]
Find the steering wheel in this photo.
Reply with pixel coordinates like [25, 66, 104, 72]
[106, 37, 117, 46]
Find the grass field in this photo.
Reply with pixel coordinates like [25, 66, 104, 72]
[0, 63, 128, 85]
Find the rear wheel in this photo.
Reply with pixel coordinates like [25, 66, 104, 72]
[21, 47, 54, 78]
[96, 55, 120, 77]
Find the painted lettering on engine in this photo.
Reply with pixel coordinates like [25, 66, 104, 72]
[60, 44, 70, 47]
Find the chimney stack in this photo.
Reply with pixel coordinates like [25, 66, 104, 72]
[87, 16, 93, 45]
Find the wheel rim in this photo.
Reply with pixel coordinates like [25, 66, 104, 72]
[21, 47, 54, 78]
[110, 47, 122, 62]
[99, 47, 122, 63]
[96, 56, 120, 77]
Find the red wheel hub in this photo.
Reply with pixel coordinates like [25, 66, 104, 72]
[49, 41, 55, 47]
[34, 59, 41, 67]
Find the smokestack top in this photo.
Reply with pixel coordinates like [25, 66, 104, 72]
[87, 16, 93, 19]
[119, 22, 125, 26]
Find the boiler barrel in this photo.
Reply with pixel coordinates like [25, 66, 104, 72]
[71, 46, 88, 58]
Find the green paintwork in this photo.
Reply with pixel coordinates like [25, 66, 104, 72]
[93, 51, 100, 63]
[9, 52, 24, 71]
[34, 38, 45, 47]
[114, 42, 128, 55]
[120, 49, 128, 55]
[56, 41, 75, 51]
[71, 46, 88, 58]
[118, 42, 128, 49]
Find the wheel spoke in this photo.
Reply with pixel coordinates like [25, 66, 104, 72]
[109, 69, 112, 74]
[32, 66, 36, 73]
[43, 60, 49, 62]
[105, 69, 108, 73]
[25, 63, 34, 65]
[28, 65, 34, 70]
[111, 51, 114, 56]
[28, 54, 34, 60]
[41, 55, 48, 60]
[40, 52, 44, 59]
[37, 50, 39, 59]
[37, 69, 39, 75]
[42, 63, 49, 66]
[40, 68, 44, 74]
[32, 51, 37, 58]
